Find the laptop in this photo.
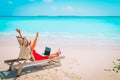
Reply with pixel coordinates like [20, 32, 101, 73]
[44, 47, 51, 56]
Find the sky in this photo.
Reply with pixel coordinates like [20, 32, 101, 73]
[0, 0, 120, 16]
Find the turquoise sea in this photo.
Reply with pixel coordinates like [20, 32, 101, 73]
[0, 16, 120, 44]
[0, 16, 120, 34]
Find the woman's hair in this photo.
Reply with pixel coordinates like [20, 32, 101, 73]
[23, 37, 31, 47]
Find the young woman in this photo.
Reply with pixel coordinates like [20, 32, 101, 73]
[16, 29, 61, 61]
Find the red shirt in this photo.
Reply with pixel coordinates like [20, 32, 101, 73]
[32, 50, 49, 60]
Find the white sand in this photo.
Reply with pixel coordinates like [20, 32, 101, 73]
[0, 37, 120, 80]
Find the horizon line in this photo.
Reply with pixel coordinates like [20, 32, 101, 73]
[0, 16, 120, 17]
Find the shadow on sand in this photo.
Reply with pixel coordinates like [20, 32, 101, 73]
[0, 63, 61, 80]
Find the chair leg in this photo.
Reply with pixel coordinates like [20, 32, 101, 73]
[48, 59, 61, 66]
[8, 62, 14, 71]
[57, 59, 61, 66]
[17, 65, 23, 77]
[48, 60, 54, 65]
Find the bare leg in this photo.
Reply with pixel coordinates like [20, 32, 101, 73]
[30, 32, 39, 51]
[49, 49, 61, 58]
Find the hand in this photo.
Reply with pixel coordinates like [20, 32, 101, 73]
[36, 32, 39, 38]
[16, 28, 20, 33]
[29, 40, 31, 45]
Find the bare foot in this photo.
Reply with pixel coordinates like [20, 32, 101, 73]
[49, 48, 61, 58]
[57, 48, 61, 56]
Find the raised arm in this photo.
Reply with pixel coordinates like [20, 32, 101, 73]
[31, 32, 39, 51]
[16, 28, 23, 38]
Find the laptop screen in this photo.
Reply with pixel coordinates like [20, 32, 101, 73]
[44, 47, 51, 56]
